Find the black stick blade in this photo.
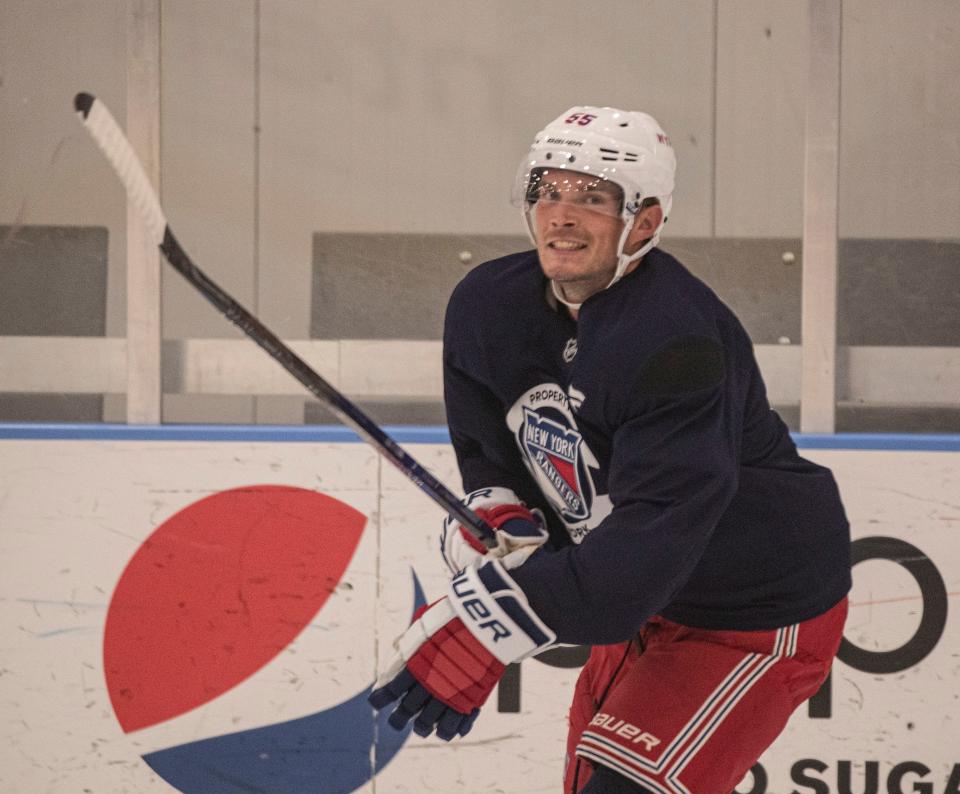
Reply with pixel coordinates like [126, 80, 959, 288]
[74, 92, 95, 117]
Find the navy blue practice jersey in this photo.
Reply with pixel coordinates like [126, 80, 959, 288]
[443, 248, 852, 645]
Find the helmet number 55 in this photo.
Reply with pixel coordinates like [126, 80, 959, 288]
[565, 112, 596, 126]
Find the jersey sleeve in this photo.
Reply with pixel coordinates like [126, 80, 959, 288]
[444, 357, 536, 498]
[508, 336, 738, 645]
[442, 276, 548, 510]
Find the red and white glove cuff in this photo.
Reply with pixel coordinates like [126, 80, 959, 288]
[447, 558, 556, 664]
[441, 487, 548, 575]
[393, 598, 458, 662]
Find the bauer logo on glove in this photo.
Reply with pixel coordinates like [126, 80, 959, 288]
[368, 558, 556, 740]
[440, 487, 549, 574]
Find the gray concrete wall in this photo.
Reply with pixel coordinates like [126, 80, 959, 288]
[1, 0, 958, 426]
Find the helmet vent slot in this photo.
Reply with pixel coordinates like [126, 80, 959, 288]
[599, 147, 640, 163]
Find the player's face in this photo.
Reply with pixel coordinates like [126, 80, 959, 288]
[529, 171, 629, 301]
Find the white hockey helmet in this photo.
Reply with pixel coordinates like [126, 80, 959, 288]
[512, 106, 676, 303]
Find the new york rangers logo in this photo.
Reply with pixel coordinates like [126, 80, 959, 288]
[522, 407, 589, 521]
[507, 384, 610, 541]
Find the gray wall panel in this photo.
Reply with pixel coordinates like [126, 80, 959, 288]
[160, 0, 257, 339]
[838, 240, 960, 346]
[0, 226, 107, 336]
[312, 235, 960, 348]
[664, 238, 802, 343]
[0, 394, 103, 422]
[0, 0, 127, 337]
[1, 0, 957, 429]
[0, 225, 108, 421]
[715, 0, 808, 237]
[311, 233, 528, 339]
[308, 235, 807, 344]
[259, 0, 716, 343]
[263, 0, 714, 237]
[840, 0, 960, 238]
[305, 397, 447, 426]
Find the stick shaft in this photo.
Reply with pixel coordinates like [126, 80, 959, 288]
[74, 91, 496, 548]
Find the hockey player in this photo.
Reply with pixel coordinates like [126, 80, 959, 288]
[370, 106, 852, 793]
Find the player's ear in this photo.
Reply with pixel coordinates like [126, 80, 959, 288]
[631, 202, 663, 239]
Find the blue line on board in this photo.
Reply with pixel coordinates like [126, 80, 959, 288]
[0, 423, 959, 451]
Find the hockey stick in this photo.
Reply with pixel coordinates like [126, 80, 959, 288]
[73, 91, 496, 548]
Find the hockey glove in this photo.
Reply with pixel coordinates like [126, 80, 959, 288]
[440, 487, 549, 575]
[369, 558, 556, 740]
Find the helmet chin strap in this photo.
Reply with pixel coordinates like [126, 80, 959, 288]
[549, 215, 662, 312]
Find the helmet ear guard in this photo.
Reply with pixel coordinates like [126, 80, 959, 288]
[513, 106, 676, 307]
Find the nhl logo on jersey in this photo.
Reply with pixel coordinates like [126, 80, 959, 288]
[563, 338, 578, 363]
